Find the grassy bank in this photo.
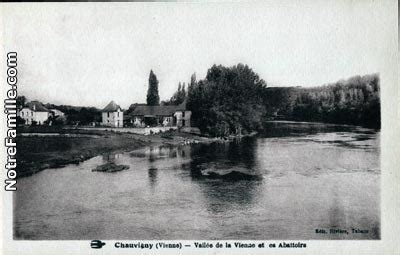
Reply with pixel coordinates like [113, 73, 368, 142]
[16, 128, 215, 178]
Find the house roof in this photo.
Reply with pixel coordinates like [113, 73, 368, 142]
[49, 109, 63, 113]
[102, 101, 122, 112]
[129, 103, 147, 108]
[130, 102, 187, 117]
[23, 101, 50, 112]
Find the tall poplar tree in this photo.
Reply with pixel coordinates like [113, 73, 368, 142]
[147, 70, 160, 106]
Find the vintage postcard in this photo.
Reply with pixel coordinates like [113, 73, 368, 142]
[0, 1, 399, 254]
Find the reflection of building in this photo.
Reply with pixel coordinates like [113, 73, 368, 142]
[102, 153, 120, 162]
[101, 101, 123, 127]
[140, 145, 191, 161]
[127, 101, 191, 128]
[19, 101, 50, 125]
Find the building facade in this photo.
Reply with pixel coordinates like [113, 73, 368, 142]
[174, 110, 192, 128]
[127, 102, 191, 128]
[101, 101, 123, 127]
[19, 101, 51, 125]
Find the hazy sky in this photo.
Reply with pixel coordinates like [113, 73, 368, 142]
[2, 1, 394, 108]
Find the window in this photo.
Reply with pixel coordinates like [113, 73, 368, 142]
[31, 112, 33, 116]
[182, 111, 185, 117]
[107, 112, 110, 118]
[117, 112, 119, 117]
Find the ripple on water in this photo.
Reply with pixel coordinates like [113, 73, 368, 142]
[14, 123, 380, 240]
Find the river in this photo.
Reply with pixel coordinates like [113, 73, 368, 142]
[14, 121, 380, 240]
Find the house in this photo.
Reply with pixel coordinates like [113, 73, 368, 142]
[127, 101, 191, 128]
[101, 100, 123, 127]
[49, 109, 64, 117]
[19, 101, 51, 125]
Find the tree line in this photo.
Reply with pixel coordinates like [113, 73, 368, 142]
[17, 65, 380, 133]
[174, 66, 380, 135]
[263, 74, 380, 129]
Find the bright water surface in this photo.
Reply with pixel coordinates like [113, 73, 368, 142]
[15, 122, 380, 240]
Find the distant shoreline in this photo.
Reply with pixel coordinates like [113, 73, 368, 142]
[264, 120, 380, 130]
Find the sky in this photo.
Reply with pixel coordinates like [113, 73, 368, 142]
[2, 1, 395, 108]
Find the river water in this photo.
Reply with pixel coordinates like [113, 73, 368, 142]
[14, 122, 380, 240]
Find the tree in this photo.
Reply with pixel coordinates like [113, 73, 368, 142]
[147, 70, 160, 106]
[165, 81, 187, 105]
[16, 116, 25, 126]
[16, 96, 26, 110]
[187, 63, 267, 136]
[190, 73, 197, 88]
[182, 82, 186, 96]
[44, 115, 66, 126]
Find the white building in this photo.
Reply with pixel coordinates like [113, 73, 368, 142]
[19, 101, 51, 125]
[101, 100, 123, 127]
[49, 109, 64, 117]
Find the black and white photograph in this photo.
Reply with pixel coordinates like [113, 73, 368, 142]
[1, 1, 399, 254]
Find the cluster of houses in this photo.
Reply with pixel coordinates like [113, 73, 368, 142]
[101, 100, 191, 128]
[19, 100, 192, 128]
[19, 101, 65, 125]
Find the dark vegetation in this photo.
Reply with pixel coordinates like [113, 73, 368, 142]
[147, 70, 160, 106]
[187, 64, 267, 137]
[16, 126, 104, 135]
[92, 162, 130, 173]
[263, 74, 380, 129]
[47, 104, 101, 125]
[202, 170, 262, 181]
[162, 80, 189, 105]
[138, 65, 380, 136]
[184, 65, 380, 135]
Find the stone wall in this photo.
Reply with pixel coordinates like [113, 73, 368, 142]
[79, 126, 178, 135]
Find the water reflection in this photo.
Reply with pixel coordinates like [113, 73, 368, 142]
[148, 167, 158, 188]
[129, 141, 263, 212]
[328, 190, 347, 230]
[197, 179, 262, 214]
[184, 139, 263, 213]
[130, 145, 193, 188]
[14, 121, 380, 240]
[263, 121, 369, 138]
[102, 153, 120, 162]
[130, 145, 191, 161]
[188, 138, 259, 174]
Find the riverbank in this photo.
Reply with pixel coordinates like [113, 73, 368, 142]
[263, 120, 380, 131]
[16, 128, 222, 178]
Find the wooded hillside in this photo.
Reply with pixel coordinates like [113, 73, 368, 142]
[264, 74, 380, 128]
